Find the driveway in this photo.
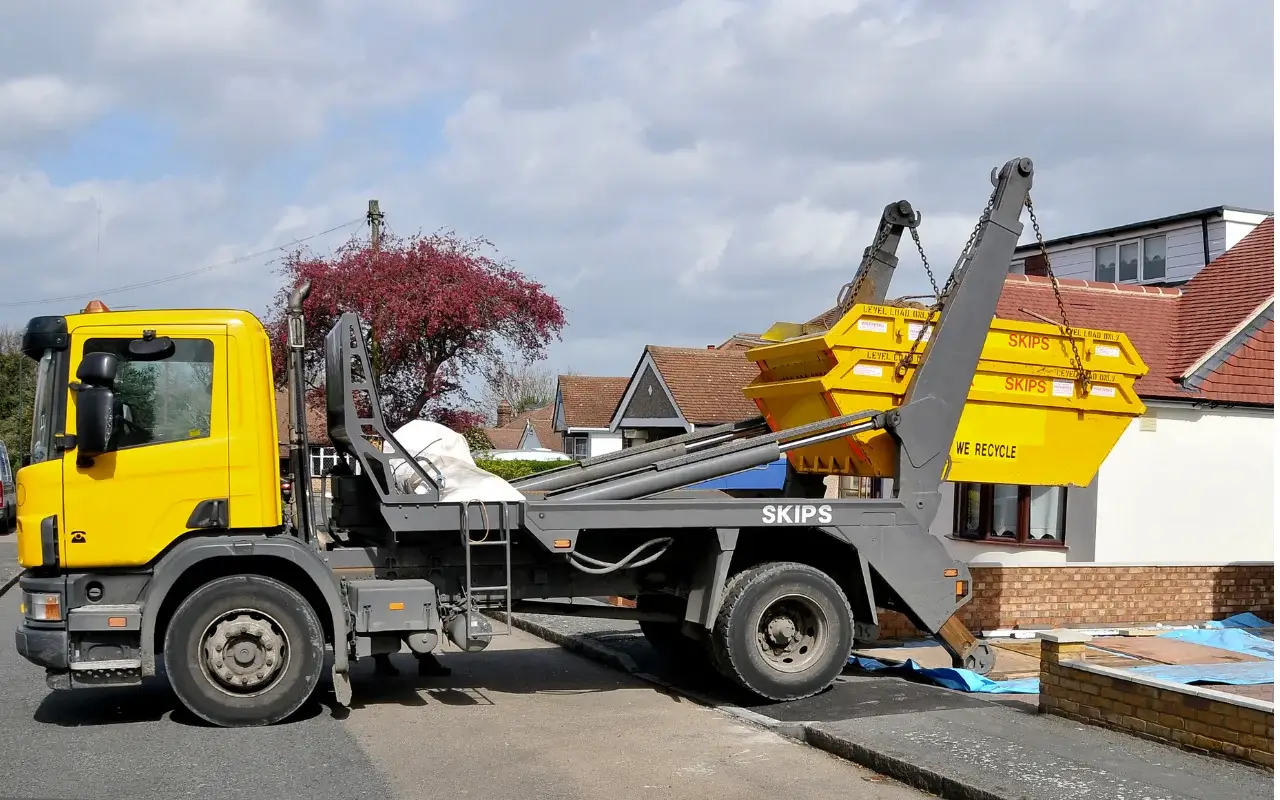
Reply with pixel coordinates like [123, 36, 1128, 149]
[0, 566, 928, 800]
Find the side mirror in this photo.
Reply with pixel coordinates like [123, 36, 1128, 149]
[76, 386, 116, 460]
[77, 352, 118, 388]
[128, 333, 175, 361]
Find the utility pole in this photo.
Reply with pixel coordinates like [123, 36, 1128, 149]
[367, 199, 384, 250]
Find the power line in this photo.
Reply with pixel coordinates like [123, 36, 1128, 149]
[0, 217, 365, 309]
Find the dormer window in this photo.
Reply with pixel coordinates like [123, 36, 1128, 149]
[1095, 234, 1167, 283]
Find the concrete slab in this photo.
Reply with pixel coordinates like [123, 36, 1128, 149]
[806, 701, 1273, 800]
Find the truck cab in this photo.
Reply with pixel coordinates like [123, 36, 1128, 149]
[13, 304, 284, 573]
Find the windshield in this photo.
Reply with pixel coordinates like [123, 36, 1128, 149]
[28, 349, 56, 465]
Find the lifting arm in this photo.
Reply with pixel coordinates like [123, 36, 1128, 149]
[833, 200, 920, 313]
[887, 157, 1035, 526]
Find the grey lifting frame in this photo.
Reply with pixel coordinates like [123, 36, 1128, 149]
[318, 158, 1040, 674]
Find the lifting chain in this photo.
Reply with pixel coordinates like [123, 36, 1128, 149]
[893, 188, 996, 379]
[1025, 192, 1091, 394]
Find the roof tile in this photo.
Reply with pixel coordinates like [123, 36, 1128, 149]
[480, 403, 559, 452]
[646, 345, 762, 424]
[1171, 217, 1276, 375]
[557, 375, 629, 429]
[794, 218, 1274, 407]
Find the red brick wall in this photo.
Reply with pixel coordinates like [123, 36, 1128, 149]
[875, 563, 1274, 640]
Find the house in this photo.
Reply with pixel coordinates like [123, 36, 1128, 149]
[607, 344, 763, 446]
[273, 391, 341, 485]
[553, 375, 630, 459]
[608, 218, 1273, 633]
[934, 216, 1273, 567]
[1008, 204, 1271, 287]
[479, 401, 558, 453]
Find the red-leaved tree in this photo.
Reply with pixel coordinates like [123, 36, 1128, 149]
[264, 229, 567, 432]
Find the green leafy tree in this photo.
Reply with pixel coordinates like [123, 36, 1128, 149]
[0, 327, 35, 474]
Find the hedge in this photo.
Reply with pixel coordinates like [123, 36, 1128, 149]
[475, 457, 575, 481]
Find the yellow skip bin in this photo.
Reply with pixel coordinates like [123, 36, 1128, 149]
[743, 304, 1149, 487]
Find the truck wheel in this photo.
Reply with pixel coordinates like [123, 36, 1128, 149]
[163, 575, 325, 728]
[711, 561, 853, 702]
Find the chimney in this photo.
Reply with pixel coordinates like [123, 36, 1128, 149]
[497, 400, 513, 428]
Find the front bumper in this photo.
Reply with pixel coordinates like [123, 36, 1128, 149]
[14, 572, 68, 670]
[15, 623, 67, 670]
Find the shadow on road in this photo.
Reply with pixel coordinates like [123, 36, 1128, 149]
[30, 644, 644, 728]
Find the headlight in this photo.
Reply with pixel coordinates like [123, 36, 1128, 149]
[22, 591, 62, 622]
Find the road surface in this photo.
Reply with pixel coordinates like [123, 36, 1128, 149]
[0, 571, 926, 800]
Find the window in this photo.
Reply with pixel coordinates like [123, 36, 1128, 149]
[28, 349, 57, 465]
[83, 337, 214, 450]
[310, 446, 343, 476]
[954, 483, 1067, 545]
[564, 434, 589, 459]
[1095, 234, 1166, 283]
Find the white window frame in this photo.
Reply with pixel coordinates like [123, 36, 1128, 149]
[310, 446, 344, 476]
[564, 434, 590, 460]
[1094, 234, 1167, 284]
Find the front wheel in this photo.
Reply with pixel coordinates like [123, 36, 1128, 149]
[163, 575, 326, 728]
[711, 562, 854, 702]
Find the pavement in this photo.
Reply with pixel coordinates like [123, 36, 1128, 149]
[504, 604, 1275, 800]
[0, 550, 930, 800]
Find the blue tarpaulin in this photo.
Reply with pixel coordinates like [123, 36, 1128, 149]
[1204, 612, 1273, 630]
[1156, 628, 1274, 661]
[847, 656, 1040, 694]
[1127, 661, 1275, 686]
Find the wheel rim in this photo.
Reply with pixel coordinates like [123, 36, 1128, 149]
[198, 608, 290, 698]
[754, 593, 828, 673]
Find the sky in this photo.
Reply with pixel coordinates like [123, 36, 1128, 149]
[0, 0, 1274, 406]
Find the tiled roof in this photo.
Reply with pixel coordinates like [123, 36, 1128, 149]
[1191, 320, 1273, 405]
[1170, 217, 1275, 375]
[999, 218, 1273, 404]
[997, 277, 1183, 399]
[646, 345, 762, 424]
[557, 375, 629, 429]
[792, 220, 1274, 406]
[480, 403, 559, 452]
[717, 333, 765, 350]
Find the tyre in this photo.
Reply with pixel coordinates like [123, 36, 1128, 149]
[163, 574, 325, 728]
[710, 561, 854, 702]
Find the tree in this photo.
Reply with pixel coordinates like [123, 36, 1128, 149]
[0, 326, 35, 474]
[481, 359, 558, 422]
[264, 229, 568, 432]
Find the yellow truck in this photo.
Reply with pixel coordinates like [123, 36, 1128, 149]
[11, 157, 1145, 727]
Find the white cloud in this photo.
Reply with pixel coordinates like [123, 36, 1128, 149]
[0, 76, 111, 147]
[0, 0, 1272, 384]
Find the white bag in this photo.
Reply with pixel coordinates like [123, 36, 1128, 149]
[383, 419, 526, 503]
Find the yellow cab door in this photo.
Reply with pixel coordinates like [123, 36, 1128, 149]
[62, 323, 229, 568]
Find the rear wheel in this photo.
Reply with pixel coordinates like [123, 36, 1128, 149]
[711, 562, 853, 702]
[163, 575, 325, 728]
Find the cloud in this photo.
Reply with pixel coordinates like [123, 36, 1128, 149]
[0, 0, 1272, 390]
[0, 76, 112, 148]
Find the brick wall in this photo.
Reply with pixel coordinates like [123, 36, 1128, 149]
[1038, 632, 1273, 769]
[875, 563, 1274, 640]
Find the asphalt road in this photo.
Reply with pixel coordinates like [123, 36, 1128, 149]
[0, 573, 928, 800]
